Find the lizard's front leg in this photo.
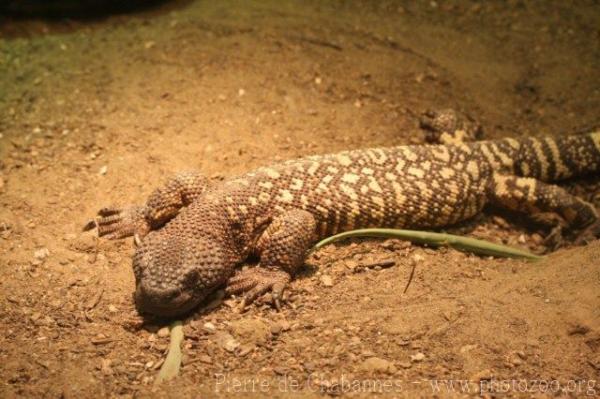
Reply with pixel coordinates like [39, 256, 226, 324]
[226, 209, 316, 310]
[85, 171, 209, 240]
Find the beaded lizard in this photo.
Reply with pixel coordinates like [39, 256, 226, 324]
[86, 110, 600, 316]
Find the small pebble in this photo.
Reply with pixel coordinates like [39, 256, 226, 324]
[100, 359, 113, 375]
[410, 352, 425, 362]
[237, 344, 253, 357]
[157, 327, 170, 338]
[203, 322, 217, 332]
[198, 354, 212, 363]
[223, 337, 240, 352]
[34, 248, 50, 260]
[270, 323, 283, 335]
[320, 275, 333, 287]
[359, 357, 397, 374]
[99, 165, 108, 175]
[470, 369, 492, 382]
[412, 254, 424, 262]
[398, 361, 412, 369]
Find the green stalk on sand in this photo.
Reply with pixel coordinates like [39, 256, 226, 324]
[155, 320, 184, 385]
[314, 228, 543, 261]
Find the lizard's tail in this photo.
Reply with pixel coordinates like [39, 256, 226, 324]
[510, 130, 600, 182]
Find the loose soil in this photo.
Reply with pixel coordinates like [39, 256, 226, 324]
[1, 1, 599, 397]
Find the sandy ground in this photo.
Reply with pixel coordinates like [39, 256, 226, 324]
[1, 1, 600, 397]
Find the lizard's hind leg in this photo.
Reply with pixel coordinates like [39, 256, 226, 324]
[85, 171, 210, 240]
[487, 173, 599, 248]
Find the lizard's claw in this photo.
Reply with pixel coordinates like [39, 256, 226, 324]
[225, 267, 290, 311]
[574, 219, 600, 246]
[84, 205, 150, 240]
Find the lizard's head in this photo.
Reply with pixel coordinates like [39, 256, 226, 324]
[132, 231, 226, 317]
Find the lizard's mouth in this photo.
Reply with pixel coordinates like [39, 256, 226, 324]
[134, 282, 200, 317]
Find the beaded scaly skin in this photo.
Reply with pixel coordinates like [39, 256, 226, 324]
[87, 110, 600, 316]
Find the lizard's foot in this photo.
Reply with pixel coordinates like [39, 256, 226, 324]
[574, 219, 600, 246]
[83, 205, 150, 240]
[420, 108, 483, 144]
[225, 267, 291, 311]
[529, 212, 567, 251]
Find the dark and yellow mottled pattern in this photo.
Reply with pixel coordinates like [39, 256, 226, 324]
[90, 111, 600, 316]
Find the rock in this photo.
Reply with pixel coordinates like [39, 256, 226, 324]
[237, 344, 253, 357]
[588, 354, 600, 370]
[228, 318, 271, 346]
[270, 323, 283, 335]
[398, 361, 412, 369]
[107, 305, 118, 313]
[359, 357, 397, 374]
[99, 165, 107, 175]
[213, 331, 240, 353]
[34, 248, 50, 260]
[157, 327, 170, 338]
[567, 322, 590, 335]
[279, 320, 291, 332]
[412, 254, 424, 262]
[197, 355, 212, 364]
[410, 352, 425, 362]
[470, 369, 492, 382]
[203, 322, 217, 333]
[320, 275, 334, 287]
[70, 234, 97, 253]
[100, 359, 113, 375]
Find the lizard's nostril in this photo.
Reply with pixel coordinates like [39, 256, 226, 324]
[134, 280, 197, 317]
[183, 269, 199, 286]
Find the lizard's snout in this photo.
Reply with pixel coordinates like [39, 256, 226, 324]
[134, 281, 198, 317]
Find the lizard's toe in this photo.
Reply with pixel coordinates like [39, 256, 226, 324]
[574, 219, 600, 246]
[98, 207, 122, 217]
[542, 224, 564, 251]
[226, 267, 290, 310]
[84, 205, 149, 240]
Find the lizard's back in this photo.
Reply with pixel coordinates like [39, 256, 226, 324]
[204, 142, 491, 238]
[192, 132, 600, 240]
